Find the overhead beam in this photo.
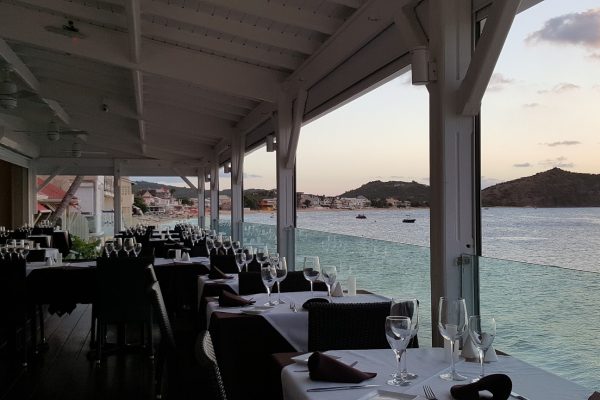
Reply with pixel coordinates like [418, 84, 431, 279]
[0, 3, 284, 102]
[35, 157, 209, 176]
[200, 0, 344, 35]
[173, 168, 197, 190]
[36, 166, 64, 192]
[285, 89, 307, 170]
[458, 0, 521, 115]
[326, 0, 362, 8]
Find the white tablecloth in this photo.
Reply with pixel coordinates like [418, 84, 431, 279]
[206, 291, 389, 352]
[198, 274, 239, 300]
[281, 348, 592, 400]
[26, 260, 94, 276]
[153, 256, 209, 266]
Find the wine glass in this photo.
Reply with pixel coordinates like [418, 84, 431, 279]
[390, 298, 419, 379]
[222, 236, 232, 255]
[302, 256, 321, 296]
[385, 316, 412, 386]
[243, 246, 254, 272]
[231, 241, 241, 253]
[234, 251, 246, 272]
[115, 238, 123, 255]
[468, 315, 496, 382]
[321, 266, 337, 301]
[105, 242, 115, 258]
[134, 243, 143, 257]
[22, 243, 30, 261]
[274, 256, 288, 304]
[260, 264, 277, 306]
[206, 237, 215, 255]
[256, 246, 269, 268]
[214, 235, 223, 255]
[124, 238, 135, 257]
[438, 297, 468, 381]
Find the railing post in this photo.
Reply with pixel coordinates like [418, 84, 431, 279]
[210, 159, 219, 231]
[113, 160, 122, 236]
[231, 133, 245, 243]
[197, 168, 206, 229]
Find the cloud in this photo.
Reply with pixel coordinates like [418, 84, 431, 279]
[523, 103, 540, 108]
[538, 82, 580, 94]
[539, 156, 574, 168]
[513, 163, 532, 168]
[243, 173, 262, 179]
[487, 73, 514, 91]
[526, 8, 600, 49]
[541, 140, 581, 147]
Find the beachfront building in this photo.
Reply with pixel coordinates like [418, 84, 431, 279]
[1, 1, 597, 398]
[259, 198, 277, 212]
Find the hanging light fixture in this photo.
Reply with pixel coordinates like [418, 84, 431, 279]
[266, 134, 276, 152]
[0, 68, 18, 110]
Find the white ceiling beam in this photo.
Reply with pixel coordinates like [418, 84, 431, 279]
[0, 39, 70, 125]
[145, 99, 240, 122]
[145, 91, 249, 118]
[458, 0, 521, 115]
[200, 0, 344, 35]
[126, 0, 146, 156]
[213, 138, 231, 155]
[173, 169, 197, 191]
[326, 0, 363, 8]
[36, 157, 209, 176]
[36, 166, 63, 192]
[285, 89, 307, 169]
[0, 3, 284, 102]
[142, 21, 302, 71]
[16, 0, 126, 27]
[142, 0, 319, 55]
[236, 102, 276, 135]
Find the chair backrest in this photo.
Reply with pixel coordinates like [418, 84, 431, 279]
[237, 272, 266, 295]
[26, 249, 46, 262]
[279, 271, 328, 292]
[0, 257, 26, 322]
[95, 257, 154, 323]
[307, 301, 392, 351]
[146, 266, 176, 350]
[195, 331, 228, 400]
[210, 254, 238, 273]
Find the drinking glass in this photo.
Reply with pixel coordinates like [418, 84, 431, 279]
[385, 316, 412, 386]
[222, 236, 232, 255]
[274, 257, 288, 304]
[468, 315, 496, 382]
[234, 251, 246, 272]
[134, 243, 143, 257]
[390, 298, 419, 379]
[321, 266, 337, 301]
[206, 238, 215, 255]
[231, 241, 241, 253]
[256, 246, 269, 268]
[105, 242, 115, 257]
[303, 256, 321, 296]
[22, 244, 30, 261]
[438, 297, 468, 381]
[214, 235, 223, 254]
[260, 264, 277, 306]
[115, 238, 123, 254]
[124, 238, 135, 256]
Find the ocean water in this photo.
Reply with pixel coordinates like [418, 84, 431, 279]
[239, 207, 600, 391]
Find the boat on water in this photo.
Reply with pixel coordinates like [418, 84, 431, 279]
[356, 214, 367, 219]
[402, 218, 416, 223]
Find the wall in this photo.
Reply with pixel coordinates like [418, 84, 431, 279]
[0, 160, 12, 227]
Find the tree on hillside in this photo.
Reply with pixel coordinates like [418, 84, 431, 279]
[303, 199, 312, 208]
[244, 195, 259, 210]
[179, 198, 193, 206]
[134, 196, 148, 213]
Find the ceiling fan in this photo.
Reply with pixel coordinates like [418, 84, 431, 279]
[62, 141, 107, 158]
[15, 120, 88, 142]
[0, 66, 38, 110]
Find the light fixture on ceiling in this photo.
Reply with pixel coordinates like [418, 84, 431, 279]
[0, 68, 18, 111]
[224, 162, 231, 174]
[266, 135, 276, 152]
[410, 46, 433, 85]
[205, 173, 211, 182]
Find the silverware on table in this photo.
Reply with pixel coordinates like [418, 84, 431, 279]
[510, 392, 531, 400]
[423, 385, 438, 400]
[307, 384, 379, 392]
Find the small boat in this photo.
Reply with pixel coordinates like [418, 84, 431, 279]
[402, 218, 416, 223]
[356, 214, 367, 219]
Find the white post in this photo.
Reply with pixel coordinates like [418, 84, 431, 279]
[27, 162, 37, 225]
[231, 133, 245, 242]
[197, 168, 206, 228]
[210, 159, 219, 231]
[428, 0, 476, 346]
[113, 161, 122, 236]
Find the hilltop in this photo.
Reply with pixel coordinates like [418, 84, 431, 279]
[481, 168, 600, 207]
[339, 180, 430, 206]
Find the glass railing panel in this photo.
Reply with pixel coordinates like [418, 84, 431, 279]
[242, 222, 277, 251]
[479, 256, 599, 390]
[295, 226, 432, 345]
[218, 220, 231, 237]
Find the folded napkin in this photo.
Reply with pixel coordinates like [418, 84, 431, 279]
[208, 266, 232, 280]
[462, 335, 498, 362]
[450, 374, 512, 400]
[331, 282, 344, 297]
[589, 392, 600, 400]
[308, 352, 376, 383]
[218, 290, 255, 307]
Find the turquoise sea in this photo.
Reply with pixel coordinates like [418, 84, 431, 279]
[183, 207, 600, 390]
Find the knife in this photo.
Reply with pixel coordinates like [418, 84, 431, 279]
[307, 384, 380, 392]
[510, 392, 531, 400]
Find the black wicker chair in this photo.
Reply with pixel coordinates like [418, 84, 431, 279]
[307, 301, 393, 352]
[196, 331, 228, 400]
[0, 256, 28, 366]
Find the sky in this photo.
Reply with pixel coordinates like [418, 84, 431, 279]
[136, 0, 600, 196]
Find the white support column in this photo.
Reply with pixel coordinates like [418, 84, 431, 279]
[197, 168, 206, 228]
[27, 162, 37, 225]
[113, 161, 122, 236]
[231, 133, 245, 242]
[275, 90, 305, 270]
[427, 0, 477, 346]
[210, 159, 219, 231]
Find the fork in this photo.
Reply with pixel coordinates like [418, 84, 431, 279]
[423, 385, 438, 400]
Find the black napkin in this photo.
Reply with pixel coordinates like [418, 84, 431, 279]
[450, 374, 512, 400]
[208, 266, 232, 280]
[302, 297, 329, 310]
[589, 392, 600, 400]
[218, 290, 255, 307]
[308, 352, 376, 383]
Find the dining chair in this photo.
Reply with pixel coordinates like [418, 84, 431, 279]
[196, 331, 228, 400]
[0, 256, 28, 366]
[209, 254, 238, 274]
[307, 301, 393, 351]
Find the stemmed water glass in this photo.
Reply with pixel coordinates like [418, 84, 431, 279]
[105, 242, 115, 258]
[260, 264, 277, 306]
[214, 235, 223, 255]
[302, 256, 321, 296]
[222, 236, 232, 255]
[243, 246, 254, 271]
[234, 250, 246, 272]
[206, 238, 215, 255]
[115, 238, 123, 256]
[274, 256, 288, 304]
[22, 243, 30, 261]
[231, 241, 241, 253]
[385, 316, 413, 386]
[438, 297, 468, 381]
[124, 238, 135, 257]
[468, 315, 496, 382]
[134, 243, 142, 257]
[390, 298, 419, 380]
[321, 266, 337, 301]
[256, 246, 269, 269]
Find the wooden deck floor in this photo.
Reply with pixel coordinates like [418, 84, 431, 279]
[0, 305, 209, 400]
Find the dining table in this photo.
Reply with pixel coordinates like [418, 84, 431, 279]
[280, 347, 593, 400]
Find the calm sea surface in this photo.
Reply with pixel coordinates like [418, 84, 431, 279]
[237, 207, 600, 391]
